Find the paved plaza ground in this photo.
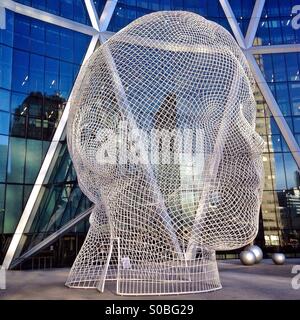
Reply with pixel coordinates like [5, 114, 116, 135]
[1, 259, 300, 300]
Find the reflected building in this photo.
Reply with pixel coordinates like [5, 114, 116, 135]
[11, 91, 65, 140]
[255, 51, 283, 249]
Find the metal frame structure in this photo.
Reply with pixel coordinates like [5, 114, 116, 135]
[9, 206, 94, 269]
[2, 0, 300, 270]
[245, 0, 265, 49]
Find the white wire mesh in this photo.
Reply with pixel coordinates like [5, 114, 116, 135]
[65, 11, 264, 295]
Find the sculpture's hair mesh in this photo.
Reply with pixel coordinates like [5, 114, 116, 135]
[66, 11, 264, 295]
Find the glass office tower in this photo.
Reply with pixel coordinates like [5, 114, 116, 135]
[0, 0, 299, 269]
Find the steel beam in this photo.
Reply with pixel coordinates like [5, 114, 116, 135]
[219, 0, 247, 49]
[248, 43, 300, 54]
[245, 0, 265, 49]
[10, 206, 94, 270]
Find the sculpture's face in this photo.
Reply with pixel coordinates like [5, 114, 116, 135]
[68, 12, 264, 253]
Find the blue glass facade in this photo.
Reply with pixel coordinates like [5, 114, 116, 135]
[0, 0, 300, 269]
[108, 0, 232, 32]
[14, 0, 92, 25]
[256, 0, 300, 45]
[0, 8, 91, 265]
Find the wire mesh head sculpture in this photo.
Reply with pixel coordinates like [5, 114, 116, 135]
[66, 11, 264, 295]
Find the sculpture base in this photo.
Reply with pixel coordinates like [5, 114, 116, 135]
[115, 249, 221, 296]
[66, 239, 222, 295]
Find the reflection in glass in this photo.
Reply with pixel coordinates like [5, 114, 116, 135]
[12, 50, 29, 93]
[0, 45, 12, 90]
[0, 112, 10, 135]
[0, 135, 8, 182]
[7, 137, 26, 184]
[25, 139, 42, 184]
[4, 184, 23, 234]
[10, 92, 66, 140]
[0, 89, 10, 112]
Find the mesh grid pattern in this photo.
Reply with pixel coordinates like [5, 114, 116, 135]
[66, 11, 264, 295]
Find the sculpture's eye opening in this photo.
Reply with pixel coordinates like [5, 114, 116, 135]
[66, 11, 264, 296]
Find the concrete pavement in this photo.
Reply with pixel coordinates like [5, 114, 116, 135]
[0, 259, 299, 300]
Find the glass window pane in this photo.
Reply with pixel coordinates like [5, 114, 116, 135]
[4, 184, 23, 234]
[275, 83, 291, 116]
[30, 19, 45, 55]
[73, 33, 90, 65]
[282, 21, 295, 44]
[13, 14, 30, 51]
[256, 19, 270, 45]
[59, 61, 73, 98]
[0, 89, 10, 112]
[271, 135, 282, 152]
[25, 139, 42, 183]
[266, 0, 280, 16]
[285, 53, 299, 81]
[45, 58, 59, 95]
[260, 55, 273, 82]
[32, 0, 46, 11]
[29, 54, 45, 93]
[11, 92, 28, 114]
[12, 50, 29, 93]
[74, 0, 89, 24]
[273, 54, 287, 82]
[27, 117, 42, 139]
[0, 111, 10, 135]
[294, 117, 300, 133]
[284, 153, 300, 189]
[0, 135, 8, 182]
[10, 114, 26, 138]
[270, 117, 281, 134]
[60, 29, 73, 62]
[0, 10, 14, 47]
[289, 83, 300, 115]
[273, 153, 287, 190]
[0, 184, 4, 233]
[7, 137, 26, 183]
[60, 0, 74, 20]
[45, 25, 59, 59]
[269, 19, 283, 44]
[46, 0, 60, 15]
[26, 92, 43, 117]
[0, 45, 12, 90]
